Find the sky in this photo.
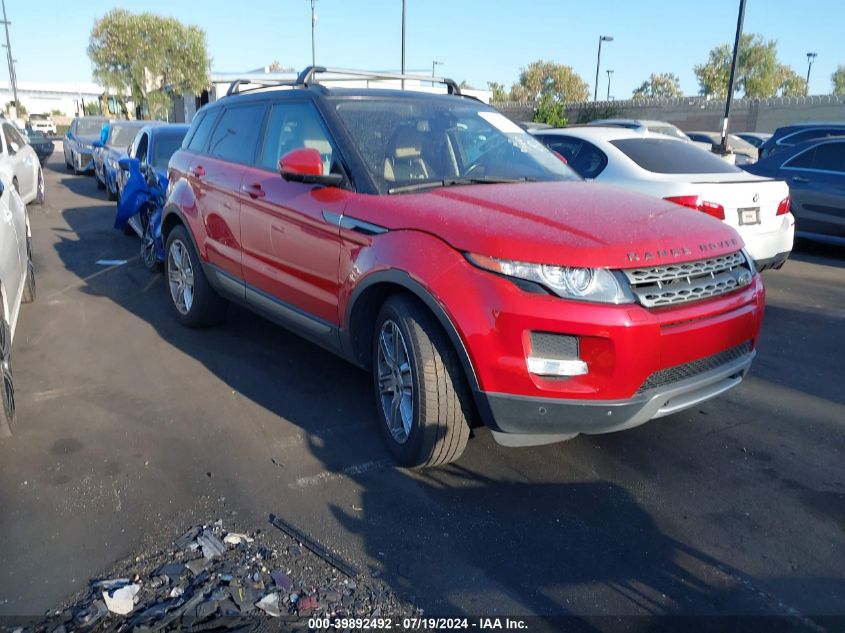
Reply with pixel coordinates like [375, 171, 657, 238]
[5, 0, 845, 98]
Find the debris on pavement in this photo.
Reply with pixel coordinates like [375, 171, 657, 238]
[16, 517, 416, 632]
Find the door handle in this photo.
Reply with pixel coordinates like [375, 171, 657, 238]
[242, 183, 265, 199]
[791, 176, 809, 183]
[189, 165, 205, 178]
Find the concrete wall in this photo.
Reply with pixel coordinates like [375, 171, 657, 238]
[495, 95, 845, 133]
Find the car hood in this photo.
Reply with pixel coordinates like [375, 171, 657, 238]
[345, 181, 745, 269]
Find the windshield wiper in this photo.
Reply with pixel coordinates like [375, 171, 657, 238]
[388, 177, 534, 195]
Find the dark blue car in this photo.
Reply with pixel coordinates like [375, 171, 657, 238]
[745, 136, 845, 244]
[114, 124, 190, 269]
[94, 120, 155, 200]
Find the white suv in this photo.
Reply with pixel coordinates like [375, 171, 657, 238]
[0, 173, 34, 436]
[27, 114, 56, 136]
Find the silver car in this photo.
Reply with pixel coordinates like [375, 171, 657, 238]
[0, 173, 35, 436]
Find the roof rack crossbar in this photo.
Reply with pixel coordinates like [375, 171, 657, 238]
[226, 78, 302, 96]
[295, 66, 462, 95]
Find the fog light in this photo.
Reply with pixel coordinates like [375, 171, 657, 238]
[526, 356, 588, 377]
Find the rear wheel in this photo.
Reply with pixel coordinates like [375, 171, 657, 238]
[33, 168, 45, 205]
[164, 225, 227, 327]
[22, 235, 35, 304]
[372, 295, 471, 467]
[0, 300, 15, 438]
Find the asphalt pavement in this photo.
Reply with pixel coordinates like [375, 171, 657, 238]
[0, 151, 843, 627]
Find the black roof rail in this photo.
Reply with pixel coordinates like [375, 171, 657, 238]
[225, 77, 301, 97]
[295, 66, 462, 95]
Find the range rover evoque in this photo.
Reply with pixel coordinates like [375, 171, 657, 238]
[162, 67, 765, 467]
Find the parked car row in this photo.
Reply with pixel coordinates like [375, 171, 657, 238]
[59, 72, 842, 466]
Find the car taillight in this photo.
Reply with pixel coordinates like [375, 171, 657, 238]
[776, 196, 790, 216]
[664, 195, 726, 220]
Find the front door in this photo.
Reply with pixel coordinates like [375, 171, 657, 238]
[240, 100, 350, 325]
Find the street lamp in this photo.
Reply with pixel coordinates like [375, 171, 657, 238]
[606, 69, 614, 101]
[309, 0, 317, 67]
[806, 52, 817, 88]
[432, 60, 443, 77]
[401, 0, 406, 89]
[594, 35, 613, 101]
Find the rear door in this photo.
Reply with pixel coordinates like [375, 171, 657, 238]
[0, 182, 23, 320]
[239, 99, 350, 326]
[189, 103, 266, 283]
[780, 141, 845, 238]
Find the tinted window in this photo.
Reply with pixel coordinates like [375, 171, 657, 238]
[787, 142, 845, 173]
[186, 110, 218, 153]
[151, 132, 188, 171]
[784, 147, 816, 169]
[537, 135, 605, 179]
[207, 105, 265, 164]
[258, 102, 335, 172]
[783, 128, 845, 146]
[611, 138, 740, 174]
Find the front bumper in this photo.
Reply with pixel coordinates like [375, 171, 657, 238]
[477, 349, 755, 446]
[75, 151, 94, 172]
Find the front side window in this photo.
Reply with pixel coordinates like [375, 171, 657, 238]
[207, 105, 265, 164]
[334, 98, 578, 192]
[611, 138, 740, 174]
[258, 101, 335, 173]
[787, 142, 845, 173]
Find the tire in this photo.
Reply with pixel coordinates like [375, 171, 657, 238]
[33, 168, 45, 206]
[140, 210, 160, 271]
[372, 295, 471, 467]
[22, 235, 35, 304]
[65, 151, 73, 170]
[107, 179, 117, 201]
[0, 301, 15, 438]
[164, 224, 227, 327]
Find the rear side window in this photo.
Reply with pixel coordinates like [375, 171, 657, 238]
[785, 142, 845, 173]
[207, 105, 265, 164]
[611, 138, 740, 174]
[781, 128, 845, 146]
[186, 110, 216, 153]
[537, 135, 606, 179]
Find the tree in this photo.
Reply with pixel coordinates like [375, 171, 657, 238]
[533, 94, 567, 127]
[778, 66, 807, 97]
[694, 33, 800, 98]
[833, 66, 845, 95]
[632, 73, 683, 99]
[83, 102, 102, 116]
[88, 9, 210, 120]
[459, 80, 475, 90]
[508, 60, 590, 103]
[487, 81, 508, 102]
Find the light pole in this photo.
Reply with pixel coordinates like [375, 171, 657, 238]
[594, 35, 613, 101]
[806, 52, 817, 88]
[718, 0, 746, 154]
[1, 0, 18, 109]
[606, 69, 614, 101]
[310, 0, 317, 67]
[401, 0, 406, 89]
[432, 60, 443, 77]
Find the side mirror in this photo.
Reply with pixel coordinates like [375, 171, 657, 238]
[279, 148, 343, 187]
[118, 156, 140, 171]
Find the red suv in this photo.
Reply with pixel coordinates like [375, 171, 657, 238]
[163, 68, 764, 467]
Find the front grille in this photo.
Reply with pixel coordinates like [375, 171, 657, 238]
[530, 332, 579, 360]
[623, 251, 752, 308]
[637, 341, 752, 393]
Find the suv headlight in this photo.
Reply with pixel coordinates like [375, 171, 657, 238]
[467, 253, 634, 303]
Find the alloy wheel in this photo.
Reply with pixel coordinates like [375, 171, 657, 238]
[167, 239, 194, 315]
[376, 319, 414, 444]
[141, 214, 157, 269]
[0, 320, 13, 421]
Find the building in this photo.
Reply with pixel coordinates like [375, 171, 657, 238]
[0, 80, 106, 118]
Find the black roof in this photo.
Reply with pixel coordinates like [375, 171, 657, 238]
[211, 85, 480, 109]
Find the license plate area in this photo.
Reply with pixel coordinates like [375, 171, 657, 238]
[738, 207, 760, 226]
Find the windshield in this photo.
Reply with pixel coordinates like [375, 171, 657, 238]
[76, 118, 104, 137]
[30, 114, 48, 120]
[108, 124, 139, 148]
[334, 98, 579, 193]
[611, 138, 742, 174]
[151, 132, 187, 171]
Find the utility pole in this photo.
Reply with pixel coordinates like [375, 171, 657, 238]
[401, 0, 406, 89]
[606, 69, 614, 101]
[310, 0, 316, 67]
[1, 0, 18, 110]
[718, 0, 746, 155]
[594, 35, 613, 101]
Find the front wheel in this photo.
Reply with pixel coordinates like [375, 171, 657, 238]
[0, 302, 15, 438]
[140, 210, 160, 271]
[164, 225, 227, 327]
[22, 235, 35, 304]
[372, 295, 471, 468]
[33, 168, 45, 206]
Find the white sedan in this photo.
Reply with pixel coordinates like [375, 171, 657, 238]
[0, 119, 44, 206]
[0, 173, 35, 436]
[533, 126, 794, 270]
